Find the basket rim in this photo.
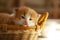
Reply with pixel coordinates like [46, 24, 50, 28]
[0, 24, 37, 30]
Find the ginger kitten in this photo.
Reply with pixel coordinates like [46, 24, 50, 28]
[0, 6, 41, 27]
[14, 6, 41, 26]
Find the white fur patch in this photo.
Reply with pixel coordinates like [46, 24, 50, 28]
[10, 13, 15, 16]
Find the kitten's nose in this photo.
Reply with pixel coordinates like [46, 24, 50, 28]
[24, 20, 27, 25]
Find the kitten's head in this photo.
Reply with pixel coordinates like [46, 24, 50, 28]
[15, 6, 41, 26]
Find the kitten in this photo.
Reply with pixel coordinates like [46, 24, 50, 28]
[14, 6, 41, 26]
[0, 6, 41, 27]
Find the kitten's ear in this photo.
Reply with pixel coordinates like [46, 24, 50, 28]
[13, 7, 20, 17]
[37, 12, 49, 30]
[13, 7, 18, 13]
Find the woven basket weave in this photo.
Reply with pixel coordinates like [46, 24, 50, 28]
[0, 24, 38, 40]
[0, 12, 49, 40]
[0, 30, 38, 40]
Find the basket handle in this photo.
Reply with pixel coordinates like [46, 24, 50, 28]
[36, 12, 49, 30]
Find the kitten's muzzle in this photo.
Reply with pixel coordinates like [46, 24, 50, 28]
[24, 20, 28, 25]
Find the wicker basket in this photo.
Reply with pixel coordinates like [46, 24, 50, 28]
[0, 24, 39, 40]
[0, 12, 49, 40]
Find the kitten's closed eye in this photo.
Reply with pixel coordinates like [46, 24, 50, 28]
[21, 16, 25, 19]
[29, 18, 32, 20]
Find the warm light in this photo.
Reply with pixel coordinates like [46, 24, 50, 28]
[45, 21, 60, 40]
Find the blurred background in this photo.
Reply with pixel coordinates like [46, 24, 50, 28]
[0, 0, 60, 19]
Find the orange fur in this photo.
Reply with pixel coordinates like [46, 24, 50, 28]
[0, 6, 41, 26]
[15, 6, 40, 23]
[0, 13, 15, 24]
